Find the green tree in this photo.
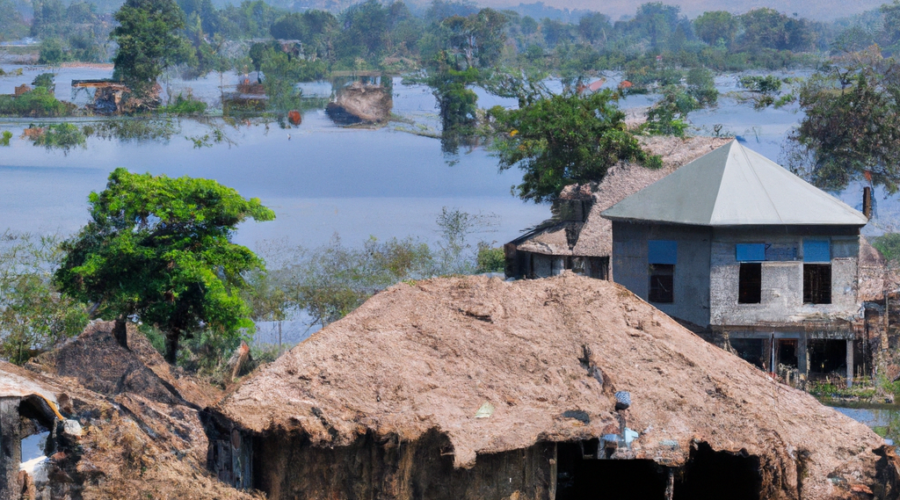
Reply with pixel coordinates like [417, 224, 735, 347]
[32, 73, 56, 92]
[578, 12, 609, 44]
[642, 86, 697, 137]
[53, 169, 275, 363]
[739, 8, 813, 52]
[490, 90, 661, 202]
[0, 0, 28, 42]
[786, 49, 900, 193]
[0, 233, 88, 365]
[38, 38, 67, 65]
[693, 11, 739, 47]
[111, 0, 191, 97]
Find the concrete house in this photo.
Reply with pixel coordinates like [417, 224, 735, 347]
[505, 137, 731, 280]
[602, 140, 870, 384]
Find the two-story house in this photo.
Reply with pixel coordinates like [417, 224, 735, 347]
[602, 140, 870, 385]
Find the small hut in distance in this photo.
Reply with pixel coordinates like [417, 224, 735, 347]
[505, 136, 731, 280]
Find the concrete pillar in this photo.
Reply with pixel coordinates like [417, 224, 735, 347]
[797, 332, 807, 376]
[846, 339, 854, 388]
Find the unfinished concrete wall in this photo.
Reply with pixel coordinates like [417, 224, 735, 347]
[710, 228, 860, 327]
[252, 430, 555, 500]
[611, 221, 712, 328]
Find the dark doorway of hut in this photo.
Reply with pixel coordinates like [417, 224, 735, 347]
[555, 441, 761, 500]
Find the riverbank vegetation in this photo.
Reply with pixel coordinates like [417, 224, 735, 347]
[0, 166, 506, 374]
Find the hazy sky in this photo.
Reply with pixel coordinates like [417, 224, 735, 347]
[484, 0, 887, 21]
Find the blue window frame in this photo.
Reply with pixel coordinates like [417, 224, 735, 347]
[736, 243, 766, 262]
[803, 240, 831, 263]
[648, 240, 677, 265]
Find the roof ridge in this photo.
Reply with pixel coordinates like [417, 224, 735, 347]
[737, 141, 784, 224]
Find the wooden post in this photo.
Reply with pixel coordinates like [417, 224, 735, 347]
[549, 443, 557, 500]
[665, 468, 674, 500]
[846, 339, 854, 388]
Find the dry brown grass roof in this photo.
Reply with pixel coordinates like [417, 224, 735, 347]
[218, 274, 889, 498]
[7, 322, 258, 500]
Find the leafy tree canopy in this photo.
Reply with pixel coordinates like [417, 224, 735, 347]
[111, 0, 192, 97]
[489, 90, 661, 203]
[53, 168, 275, 363]
[786, 49, 900, 193]
[693, 11, 739, 48]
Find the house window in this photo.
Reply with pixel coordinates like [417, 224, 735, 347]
[648, 240, 676, 304]
[803, 264, 831, 304]
[738, 263, 762, 304]
[649, 264, 674, 303]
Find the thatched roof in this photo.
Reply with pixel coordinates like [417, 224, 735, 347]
[7, 322, 256, 500]
[217, 274, 891, 498]
[513, 136, 732, 257]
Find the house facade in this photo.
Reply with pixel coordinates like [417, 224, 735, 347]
[602, 140, 870, 384]
[504, 136, 731, 281]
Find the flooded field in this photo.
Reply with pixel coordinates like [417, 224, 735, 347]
[832, 404, 900, 444]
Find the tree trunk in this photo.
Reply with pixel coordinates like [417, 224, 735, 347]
[165, 332, 180, 364]
[114, 316, 128, 350]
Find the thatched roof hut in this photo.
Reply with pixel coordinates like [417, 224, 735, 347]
[214, 274, 898, 500]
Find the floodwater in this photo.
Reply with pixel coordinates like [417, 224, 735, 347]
[0, 66, 544, 249]
[832, 404, 900, 444]
[3, 64, 900, 437]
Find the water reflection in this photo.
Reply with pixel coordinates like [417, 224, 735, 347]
[832, 404, 900, 443]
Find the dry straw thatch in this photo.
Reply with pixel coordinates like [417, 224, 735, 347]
[218, 274, 896, 499]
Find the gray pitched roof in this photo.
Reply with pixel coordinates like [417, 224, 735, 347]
[601, 140, 868, 226]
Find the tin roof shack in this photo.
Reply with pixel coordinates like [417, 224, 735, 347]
[506, 136, 731, 281]
[0, 321, 256, 500]
[603, 140, 871, 386]
[210, 274, 898, 500]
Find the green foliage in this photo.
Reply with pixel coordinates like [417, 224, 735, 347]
[738, 8, 814, 52]
[0, 87, 72, 117]
[271, 235, 435, 328]
[53, 168, 275, 363]
[686, 67, 718, 106]
[490, 90, 661, 202]
[32, 73, 56, 92]
[30, 123, 87, 152]
[476, 244, 505, 273]
[578, 12, 610, 44]
[161, 93, 207, 115]
[0, 0, 28, 42]
[38, 38, 67, 65]
[642, 86, 697, 137]
[693, 11, 738, 47]
[111, 0, 191, 97]
[740, 75, 783, 95]
[872, 233, 900, 264]
[247, 207, 495, 333]
[0, 131, 11, 146]
[427, 63, 480, 131]
[0, 233, 89, 365]
[786, 50, 900, 193]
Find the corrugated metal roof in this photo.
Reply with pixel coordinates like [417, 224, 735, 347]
[601, 141, 868, 226]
